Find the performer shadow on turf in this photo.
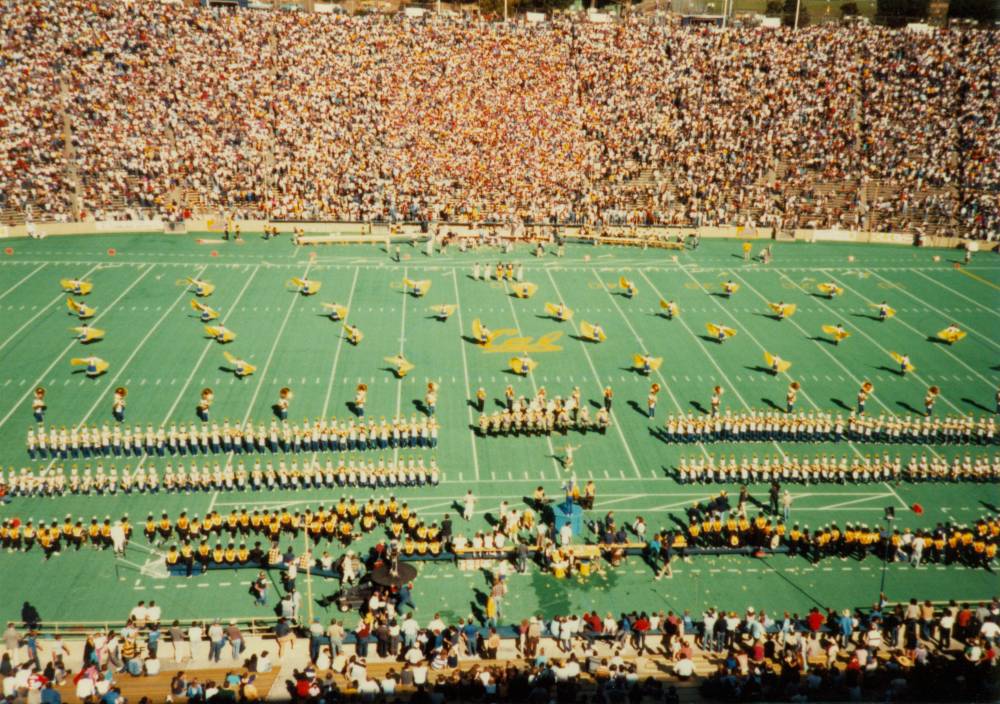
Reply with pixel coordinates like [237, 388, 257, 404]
[896, 401, 924, 415]
[760, 398, 783, 412]
[810, 335, 838, 345]
[852, 312, 884, 322]
[830, 398, 852, 412]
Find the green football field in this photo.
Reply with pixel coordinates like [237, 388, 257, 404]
[0, 232, 997, 629]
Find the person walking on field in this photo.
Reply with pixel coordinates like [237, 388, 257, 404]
[463, 490, 476, 521]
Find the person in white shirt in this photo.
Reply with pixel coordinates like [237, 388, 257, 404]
[146, 602, 162, 627]
[411, 663, 428, 685]
[427, 614, 446, 633]
[129, 602, 148, 628]
[674, 656, 695, 679]
[559, 523, 572, 547]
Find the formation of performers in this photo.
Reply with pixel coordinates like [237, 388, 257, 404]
[1, 455, 441, 498]
[0, 496, 451, 562]
[474, 386, 611, 436]
[657, 409, 997, 445]
[25, 415, 440, 460]
[674, 507, 998, 568]
[675, 452, 1000, 484]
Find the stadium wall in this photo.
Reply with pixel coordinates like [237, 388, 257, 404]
[0, 219, 989, 251]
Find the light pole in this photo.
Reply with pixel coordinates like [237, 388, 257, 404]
[794, 0, 801, 29]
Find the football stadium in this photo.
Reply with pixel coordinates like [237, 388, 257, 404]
[0, 1, 998, 702]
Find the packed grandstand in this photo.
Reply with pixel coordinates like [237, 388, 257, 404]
[1, 1, 997, 238]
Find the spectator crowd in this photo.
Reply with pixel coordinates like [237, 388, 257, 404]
[2, 2, 997, 240]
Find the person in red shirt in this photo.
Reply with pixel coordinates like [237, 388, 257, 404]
[584, 611, 603, 634]
[632, 613, 651, 655]
[807, 607, 825, 637]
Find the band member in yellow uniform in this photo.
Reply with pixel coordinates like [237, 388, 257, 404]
[276, 388, 292, 421]
[112, 387, 127, 422]
[344, 323, 363, 346]
[786, 382, 799, 413]
[619, 277, 637, 299]
[659, 299, 679, 319]
[223, 352, 256, 378]
[890, 352, 914, 376]
[71, 356, 109, 378]
[190, 299, 219, 322]
[185, 277, 215, 297]
[197, 388, 214, 422]
[722, 280, 739, 298]
[580, 321, 606, 342]
[385, 355, 415, 379]
[323, 303, 348, 322]
[353, 383, 367, 417]
[204, 324, 236, 343]
[817, 283, 843, 299]
[32, 387, 46, 422]
[874, 301, 895, 321]
[706, 323, 736, 343]
[70, 324, 105, 344]
[821, 324, 850, 345]
[764, 352, 790, 376]
[430, 304, 456, 321]
[936, 323, 965, 345]
[768, 301, 796, 320]
[290, 276, 321, 296]
[66, 298, 96, 319]
[61, 278, 93, 296]
[924, 386, 939, 416]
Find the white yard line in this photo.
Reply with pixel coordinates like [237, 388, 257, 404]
[0, 263, 46, 302]
[70, 265, 208, 432]
[317, 267, 360, 420]
[867, 269, 1000, 351]
[831, 271, 996, 388]
[634, 270, 753, 410]
[393, 267, 409, 465]
[910, 269, 1000, 321]
[637, 269, 791, 462]
[131, 264, 261, 478]
[0, 264, 154, 433]
[544, 268, 644, 479]
[769, 270, 947, 459]
[239, 260, 315, 427]
[817, 493, 893, 511]
[499, 279, 563, 474]
[671, 265, 879, 465]
[450, 270, 482, 482]
[0, 263, 100, 354]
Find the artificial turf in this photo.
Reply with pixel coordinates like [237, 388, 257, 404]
[0, 232, 997, 627]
